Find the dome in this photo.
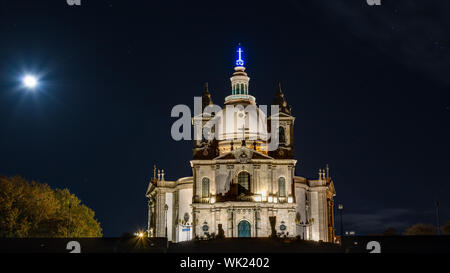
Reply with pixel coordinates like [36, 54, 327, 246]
[213, 103, 269, 155]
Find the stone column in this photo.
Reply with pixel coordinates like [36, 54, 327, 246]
[192, 165, 198, 202]
[192, 209, 197, 238]
[212, 207, 216, 235]
[270, 165, 274, 195]
[252, 166, 257, 194]
[254, 207, 261, 237]
[289, 165, 295, 199]
[156, 192, 166, 237]
[211, 165, 217, 195]
[227, 207, 233, 237]
[147, 197, 152, 234]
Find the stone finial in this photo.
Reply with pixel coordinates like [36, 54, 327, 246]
[202, 82, 213, 110]
[152, 164, 157, 183]
[157, 169, 161, 181]
[319, 169, 325, 180]
[273, 82, 292, 115]
[326, 164, 330, 181]
[161, 169, 165, 181]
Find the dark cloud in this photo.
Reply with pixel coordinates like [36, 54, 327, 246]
[299, 0, 450, 86]
[343, 208, 435, 234]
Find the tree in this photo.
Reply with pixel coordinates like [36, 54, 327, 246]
[0, 176, 102, 238]
[382, 227, 398, 236]
[403, 223, 436, 235]
[442, 220, 450, 235]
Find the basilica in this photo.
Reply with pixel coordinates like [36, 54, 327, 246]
[146, 48, 336, 243]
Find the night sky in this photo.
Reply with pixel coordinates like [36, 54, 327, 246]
[0, 0, 449, 236]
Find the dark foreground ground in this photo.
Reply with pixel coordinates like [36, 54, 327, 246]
[0, 236, 449, 253]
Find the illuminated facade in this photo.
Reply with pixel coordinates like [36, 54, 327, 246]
[146, 47, 336, 243]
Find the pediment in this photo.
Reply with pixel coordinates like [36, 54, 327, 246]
[215, 152, 236, 160]
[214, 146, 272, 162]
[268, 112, 294, 119]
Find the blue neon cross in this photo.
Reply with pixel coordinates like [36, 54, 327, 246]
[236, 47, 244, 66]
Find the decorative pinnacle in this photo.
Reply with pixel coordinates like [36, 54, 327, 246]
[273, 82, 291, 115]
[202, 82, 213, 110]
[152, 164, 157, 183]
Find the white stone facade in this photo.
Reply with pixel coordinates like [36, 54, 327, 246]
[146, 161, 335, 242]
[146, 56, 336, 243]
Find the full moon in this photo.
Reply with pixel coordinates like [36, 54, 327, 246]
[23, 75, 38, 89]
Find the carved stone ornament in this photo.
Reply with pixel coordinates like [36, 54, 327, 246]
[234, 148, 253, 163]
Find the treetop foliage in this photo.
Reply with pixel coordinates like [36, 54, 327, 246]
[0, 176, 102, 238]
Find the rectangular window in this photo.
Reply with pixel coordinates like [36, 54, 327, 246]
[278, 177, 286, 197]
[202, 178, 210, 198]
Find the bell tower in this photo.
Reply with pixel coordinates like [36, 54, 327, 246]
[269, 83, 295, 159]
[192, 83, 219, 159]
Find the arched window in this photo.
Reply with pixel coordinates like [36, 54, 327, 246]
[202, 178, 210, 198]
[238, 172, 250, 195]
[279, 126, 286, 144]
[278, 177, 286, 197]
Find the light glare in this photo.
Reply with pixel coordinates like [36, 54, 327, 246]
[23, 75, 38, 89]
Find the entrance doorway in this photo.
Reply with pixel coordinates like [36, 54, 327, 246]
[238, 220, 251, 237]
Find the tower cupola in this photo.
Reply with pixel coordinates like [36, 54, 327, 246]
[231, 46, 250, 95]
[225, 45, 255, 104]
